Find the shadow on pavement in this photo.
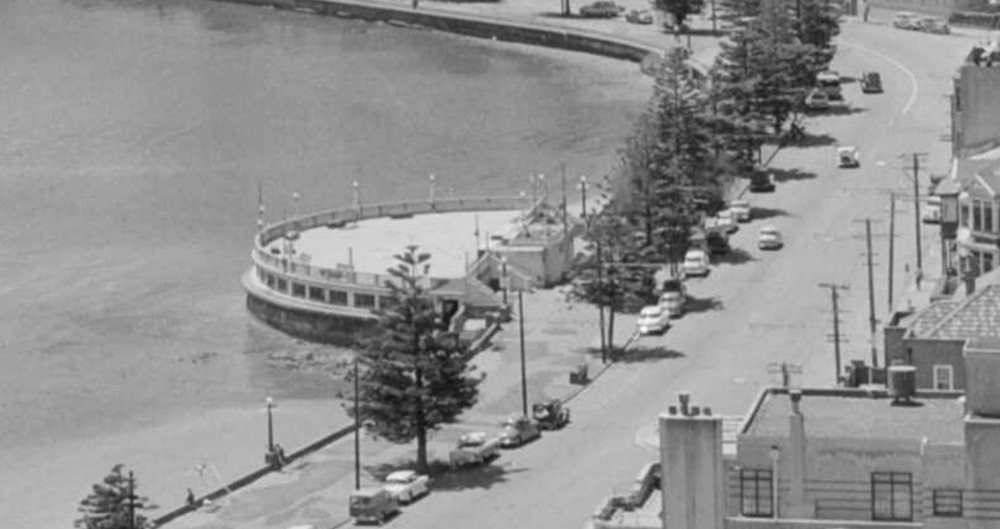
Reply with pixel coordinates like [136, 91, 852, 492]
[684, 295, 724, 314]
[712, 248, 755, 265]
[749, 206, 791, 221]
[770, 167, 816, 182]
[826, 105, 868, 116]
[365, 458, 526, 491]
[790, 132, 838, 149]
[613, 345, 686, 363]
[839, 75, 858, 85]
[536, 11, 587, 19]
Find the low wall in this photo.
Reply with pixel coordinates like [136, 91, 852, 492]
[869, 0, 988, 17]
[726, 517, 921, 529]
[152, 423, 358, 527]
[223, 0, 666, 65]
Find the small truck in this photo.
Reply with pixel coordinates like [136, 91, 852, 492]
[448, 432, 500, 469]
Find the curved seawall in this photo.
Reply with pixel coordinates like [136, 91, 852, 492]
[218, 0, 692, 70]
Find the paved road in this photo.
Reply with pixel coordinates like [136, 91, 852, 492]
[375, 19, 976, 529]
[165, 17, 979, 529]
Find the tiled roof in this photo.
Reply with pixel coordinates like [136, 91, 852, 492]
[976, 163, 1000, 195]
[911, 284, 1000, 340]
[744, 392, 964, 443]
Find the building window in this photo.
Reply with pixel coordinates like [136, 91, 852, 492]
[739, 469, 773, 518]
[961, 202, 970, 228]
[986, 202, 995, 232]
[291, 283, 306, 298]
[933, 365, 954, 390]
[933, 489, 963, 517]
[265, 274, 276, 288]
[973, 200, 984, 231]
[985, 252, 996, 273]
[872, 472, 913, 521]
[354, 293, 376, 309]
[308, 286, 325, 302]
[276, 278, 288, 293]
[328, 290, 348, 305]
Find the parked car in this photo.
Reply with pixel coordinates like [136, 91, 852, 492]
[860, 71, 883, 93]
[758, 226, 784, 250]
[499, 416, 541, 448]
[682, 249, 710, 277]
[449, 432, 500, 468]
[915, 16, 950, 34]
[837, 146, 861, 168]
[728, 200, 751, 222]
[749, 172, 776, 193]
[893, 11, 918, 30]
[816, 70, 842, 97]
[923, 195, 942, 224]
[383, 470, 430, 505]
[349, 488, 400, 525]
[637, 305, 672, 335]
[706, 230, 731, 255]
[804, 88, 831, 111]
[579, 1, 622, 18]
[661, 278, 687, 299]
[625, 9, 653, 24]
[658, 291, 686, 318]
[715, 210, 738, 233]
[532, 400, 570, 430]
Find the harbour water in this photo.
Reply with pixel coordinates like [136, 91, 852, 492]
[0, 0, 648, 524]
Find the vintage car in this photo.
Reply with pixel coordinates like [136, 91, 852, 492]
[449, 432, 500, 468]
[349, 488, 400, 525]
[499, 416, 541, 448]
[658, 291, 686, 318]
[682, 249, 710, 277]
[893, 11, 918, 30]
[758, 226, 784, 251]
[749, 171, 776, 193]
[532, 399, 571, 430]
[625, 9, 653, 24]
[383, 470, 430, 505]
[915, 16, 950, 34]
[837, 146, 861, 168]
[804, 88, 831, 111]
[580, 1, 622, 18]
[860, 71, 883, 93]
[637, 305, 672, 335]
[728, 200, 752, 222]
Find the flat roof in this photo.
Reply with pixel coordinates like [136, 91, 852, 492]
[269, 210, 524, 278]
[744, 391, 965, 444]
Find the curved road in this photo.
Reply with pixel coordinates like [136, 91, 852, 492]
[388, 20, 979, 529]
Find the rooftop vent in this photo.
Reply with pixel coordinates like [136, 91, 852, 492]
[887, 365, 918, 406]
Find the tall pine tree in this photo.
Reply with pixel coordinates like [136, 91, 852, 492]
[75, 464, 157, 529]
[348, 246, 481, 473]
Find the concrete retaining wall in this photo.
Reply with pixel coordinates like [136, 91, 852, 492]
[221, 0, 666, 65]
[868, 0, 989, 17]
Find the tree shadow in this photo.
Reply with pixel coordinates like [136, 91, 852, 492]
[684, 295, 725, 314]
[364, 458, 524, 492]
[711, 247, 756, 265]
[536, 11, 587, 19]
[825, 105, 869, 116]
[770, 167, 816, 182]
[749, 206, 791, 221]
[787, 132, 838, 149]
[839, 76, 858, 85]
[614, 345, 687, 363]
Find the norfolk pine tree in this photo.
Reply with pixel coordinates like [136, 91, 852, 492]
[75, 464, 157, 529]
[348, 246, 481, 473]
[652, 0, 705, 31]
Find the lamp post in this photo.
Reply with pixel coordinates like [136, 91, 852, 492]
[770, 445, 781, 520]
[354, 359, 361, 490]
[429, 173, 436, 204]
[292, 192, 300, 219]
[579, 176, 588, 218]
[265, 397, 276, 453]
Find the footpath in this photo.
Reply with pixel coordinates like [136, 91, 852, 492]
[155, 4, 727, 529]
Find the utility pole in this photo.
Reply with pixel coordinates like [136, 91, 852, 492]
[900, 152, 929, 285]
[518, 290, 528, 417]
[354, 360, 361, 490]
[597, 239, 607, 364]
[865, 219, 879, 368]
[819, 283, 850, 384]
[888, 193, 896, 313]
[766, 362, 803, 388]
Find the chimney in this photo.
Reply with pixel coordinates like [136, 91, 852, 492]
[965, 269, 976, 296]
[679, 391, 691, 416]
[787, 390, 811, 517]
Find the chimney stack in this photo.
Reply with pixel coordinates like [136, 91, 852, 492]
[679, 391, 691, 416]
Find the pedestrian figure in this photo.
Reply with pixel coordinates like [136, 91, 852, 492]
[186, 488, 197, 508]
[412, 0, 418, 9]
[863, 4, 871, 23]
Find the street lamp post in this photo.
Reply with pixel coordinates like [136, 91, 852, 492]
[354, 360, 361, 490]
[518, 290, 528, 417]
[265, 396, 275, 454]
[579, 176, 588, 218]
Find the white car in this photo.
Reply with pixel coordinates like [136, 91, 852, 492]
[728, 200, 751, 222]
[658, 291, 686, 318]
[893, 11, 917, 29]
[805, 89, 831, 111]
[383, 470, 430, 504]
[758, 226, 784, 250]
[636, 305, 671, 335]
[682, 249, 710, 277]
[715, 210, 738, 233]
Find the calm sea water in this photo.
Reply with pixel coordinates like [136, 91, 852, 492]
[0, 0, 647, 452]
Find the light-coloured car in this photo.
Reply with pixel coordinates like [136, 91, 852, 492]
[915, 16, 950, 34]
[758, 226, 783, 250]
[923, 195, 942, 224]
[715, 210, 738, 233]
[804, 89, 831, 111]
[625, 9, 653, 24]
[579, 1, 622, 18]
[383, 470, 430, 504]
[728, 200, 751, 222]
[682, 249, 710, 277]
[637, 305, 672, 335]
[893, 12, 918, 30]
[658, 291, 686, 318]
[837, 146, 860, 168]
[498, 416, 541, 448]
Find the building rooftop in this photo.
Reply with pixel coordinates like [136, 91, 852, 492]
[271, 210, 525, 278]
[909, 284, 1000, 340]
[744, 391, 965, 444]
